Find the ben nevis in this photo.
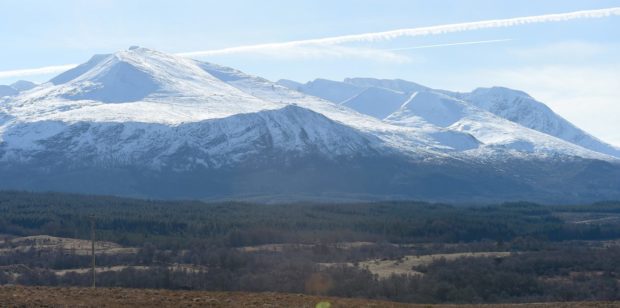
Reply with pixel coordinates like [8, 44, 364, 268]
[1, 46, 618, 203]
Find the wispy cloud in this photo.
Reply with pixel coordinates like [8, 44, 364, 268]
[0, 64, 78, 79]
[177, 7, 620, 57]
[179, 39, 516, 63]
[1, 7, 619, 79]
[386, 39, 514, 51]
[229, 45, 412, 63]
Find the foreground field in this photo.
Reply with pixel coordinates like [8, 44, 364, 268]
[0, 286, 619, 307]
[0, 286, 419, 307]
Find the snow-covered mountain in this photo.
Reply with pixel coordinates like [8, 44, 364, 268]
[277, 78, 362, 103]
[456, 87, 620, 158]
[278, 78, 412, 119]
[280, 78, 620, 159]
[344, 78, 429, 94]
[1, 48, 390, 168]
[385, 91, 598, 157]
[0, 86, 17, 97]
[341, 87, 409, 119]
[198, 61, 483, 156]
[277, 77, 428, 104]
[0, 80, 37, 98]
[9, 80, 37, 92]
[1, 47, 618, 202]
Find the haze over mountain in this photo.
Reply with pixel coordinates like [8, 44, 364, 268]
[1, 47, 618, 203]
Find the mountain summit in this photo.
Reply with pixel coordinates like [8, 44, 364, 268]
[1, 48, 618, 202]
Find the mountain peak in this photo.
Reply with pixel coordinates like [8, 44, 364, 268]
[463, 86, 620, 157]
[41, 47, 246, 104]
[10, 80, 37, 92]
[344, 78, 429, 93]
[276, 79, 303, 90]
[294, 79, 362, 103]
[6, 48, 286, 125]
[63, 54, 159, 103]
[471, 86, 532, 99]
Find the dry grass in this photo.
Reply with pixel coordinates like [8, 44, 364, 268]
[0, 286, 618, 307]
[322, 252, 512, 279]
[237, 243, 314, 253]
[237, 241, 377, 253]
[53, 264, 207, 276]
[0, 286, 415, 307]
[0, 235, 137, 255]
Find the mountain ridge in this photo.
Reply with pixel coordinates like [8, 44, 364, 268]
[279, 77, 620, 158]
[1, 47, 618, 203]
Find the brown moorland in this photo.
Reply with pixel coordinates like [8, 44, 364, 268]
[0, 286, 619, 308]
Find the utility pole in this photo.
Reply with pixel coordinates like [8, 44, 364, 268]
[90, 215, 96, 288]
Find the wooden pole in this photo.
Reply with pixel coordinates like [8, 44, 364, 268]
[91, 215, 96, 288]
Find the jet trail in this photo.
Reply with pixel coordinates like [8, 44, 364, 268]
[386, 38, 515, 51]
[177, 7, 620, 57]
[1, 7, 619, 79]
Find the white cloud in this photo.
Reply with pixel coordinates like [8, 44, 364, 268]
[0, 64, 77, 79]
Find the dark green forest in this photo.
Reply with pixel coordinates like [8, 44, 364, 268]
[1, 191, 620, 303]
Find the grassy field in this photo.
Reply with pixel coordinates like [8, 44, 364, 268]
[321, 252, 512, 278]
[0, 235, 138, 256]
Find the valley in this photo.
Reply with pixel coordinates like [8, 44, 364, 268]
[1, 191, 620, 304]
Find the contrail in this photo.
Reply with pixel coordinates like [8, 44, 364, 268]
[1, 7, 619, 79]
[177, 7, 620, 57]
[386, 38, 515, 51]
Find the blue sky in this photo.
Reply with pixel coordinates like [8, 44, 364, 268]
[1, 0, 619, 145]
